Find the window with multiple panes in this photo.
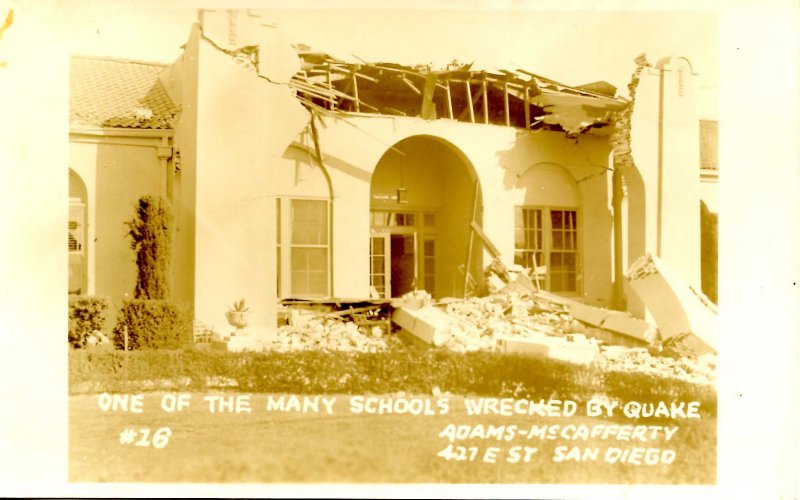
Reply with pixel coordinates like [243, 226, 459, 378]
[370, 209, 437, 297]
[290, 199, 329, 296]
[423, 238, 435, 292]
[514, 206, 579, 293]
[370, 236, 388, 297]
[276, 198, 281, 297]
[276, 198, 330, 298]
[68, 202, 85, 254]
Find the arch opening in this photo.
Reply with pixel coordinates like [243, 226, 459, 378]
[69, 169, 88, 295]
[369, 135, 482, 298]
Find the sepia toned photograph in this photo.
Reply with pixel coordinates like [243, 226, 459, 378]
[6, 1, 799, 496]
[59, 5, 724, 485]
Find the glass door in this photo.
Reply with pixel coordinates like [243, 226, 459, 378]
[370, 233, 391, 298]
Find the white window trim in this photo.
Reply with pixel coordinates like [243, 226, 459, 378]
[277, 196, 332, 299]
[516, 205, 582, 295]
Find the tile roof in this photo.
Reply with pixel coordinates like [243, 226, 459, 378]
[699, 119, 718, 170]
[70, 55, 180, 130]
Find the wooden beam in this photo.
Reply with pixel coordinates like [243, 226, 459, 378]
[352, 72, 360, 112]
[326, 64, 333, 110]
[402, 77, 422, 95]
[465, 81, 475, 123]
[470, 221, 501, 260]
[524, 85, 531, 130]
[445, 80, 453, 119]
[503, 80, 510, 126]
[458, 82, 489, 122]
[353, 71, 378, 83]
[464, 181, 480, 296]
[482, 76, 489, 124]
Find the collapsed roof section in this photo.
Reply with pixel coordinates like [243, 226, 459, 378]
[196, 10, 626, 136]
[290, 51, 628, 136]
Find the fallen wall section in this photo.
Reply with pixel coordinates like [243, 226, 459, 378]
[626, 254, 717, 354]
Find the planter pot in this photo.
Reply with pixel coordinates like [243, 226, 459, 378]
[226, 311, 249, 329]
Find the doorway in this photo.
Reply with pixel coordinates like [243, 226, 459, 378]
[390, 233, 416, 297]
[369, 135, 482, 298]
[369, 231, 418, 299]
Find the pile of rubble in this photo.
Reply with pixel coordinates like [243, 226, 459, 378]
[211, 253, 717, 385]
[268, 310, 391, 353]
[598, 346, 717, 386]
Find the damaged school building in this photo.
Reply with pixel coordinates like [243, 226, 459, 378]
[68, 10, 718, 364]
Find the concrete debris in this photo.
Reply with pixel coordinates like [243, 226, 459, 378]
[598, 346, 716, 386]
[268, 308, 391, 353]
[568, 301, 658, 344]
[483, 258, 538, 297]
[264, 275, 715, 383]
[497, 333, 599, 365]
[626, 254, 717, 355]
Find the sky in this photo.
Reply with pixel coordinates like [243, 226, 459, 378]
[57, 2, 719, 118]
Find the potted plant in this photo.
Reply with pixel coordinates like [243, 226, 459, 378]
[225, 298, 250, 334]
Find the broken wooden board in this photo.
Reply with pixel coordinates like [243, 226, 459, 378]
[626, 254, 717, 354]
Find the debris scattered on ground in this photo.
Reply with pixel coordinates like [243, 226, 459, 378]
[202, 254, 716, 385]
[598, 346, 716, 386]
[269, 310, 392, 352]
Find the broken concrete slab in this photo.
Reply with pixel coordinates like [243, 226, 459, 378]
[496, 334, 597, 365]
[392, 305, 458, 346]
[568, 302, 609, 327]
[601, 312, 659, 344]
[626, 254, 717, 354]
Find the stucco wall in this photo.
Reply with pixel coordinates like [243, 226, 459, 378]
[189, 28, 309, 335]
[304, 115, 614, 306]
[630, 57, 701, 288]
[69, 138, 165, 308]
[163, 24, 201, 315]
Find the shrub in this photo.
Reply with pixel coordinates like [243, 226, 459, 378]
[68, 296, 109, 348]
[126, 195, 173, 300]
[112, 299, 191, 350]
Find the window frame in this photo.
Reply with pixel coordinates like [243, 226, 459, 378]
[276, 196, 331, 299]
[514, 204, 581, 295]
[68, 198, 86, 255]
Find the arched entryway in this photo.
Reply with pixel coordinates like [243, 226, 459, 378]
[69, 169, 88, 295]
[369, 135, 482, 298]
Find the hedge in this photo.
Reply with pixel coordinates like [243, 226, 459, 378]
[68, 296, 109, 348]
[68, 347, 717, 414]
[112, 300, 191, 350]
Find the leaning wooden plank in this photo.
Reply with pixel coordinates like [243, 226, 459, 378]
[481, 76, 489, 124]
[469, 221, 501, 259]
[464, 81, 475, 123]
[445, 80, 454, 119]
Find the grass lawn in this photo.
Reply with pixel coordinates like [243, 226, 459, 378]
[69, 392, 715, 484]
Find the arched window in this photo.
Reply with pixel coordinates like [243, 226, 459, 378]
[515, 164, 580, 293]
[69, 170, 87, 295]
